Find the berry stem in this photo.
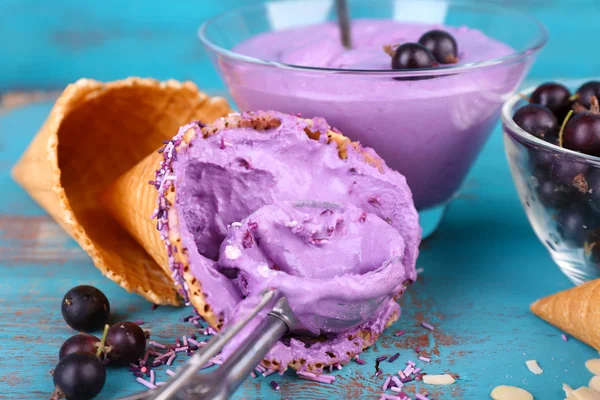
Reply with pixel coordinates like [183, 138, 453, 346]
[517, 93, 531, 102]
[49, 386, 65, 400]
[569, 93, 580, 102]
[382, 44, 397, 57]
[97, 324, 109, 358]
[591, 96, 599, 114]
[558, 110, 574, 148]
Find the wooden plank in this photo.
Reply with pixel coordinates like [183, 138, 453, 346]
[0, 100, 598, 399]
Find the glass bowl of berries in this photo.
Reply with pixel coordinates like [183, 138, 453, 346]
[503, 80, 600, 285]
[199, 0, 547, 238]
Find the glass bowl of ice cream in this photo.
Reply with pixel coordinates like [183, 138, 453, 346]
[199, 0, 547, 237]
[503, 79, 600, 285]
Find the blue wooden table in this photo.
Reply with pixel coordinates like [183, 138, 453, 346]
[2, 1, 600, 399]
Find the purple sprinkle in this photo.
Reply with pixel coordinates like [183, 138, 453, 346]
[167, 353, 176, 366]
[382, 376, 392, 391]
[388, 353, 400, 363]
[394, 330, 405, 337]
[270, 380, 280, 391]
[136, 377, 157, 390]
[150, 370, 155, 385]
[376, 356, 388, 362]
[562, 334, 568, 342]
[166, 369, 176, 377]
[262, 369, 276, 377]
[421, 321, 435, 331]
[415, 347, 421, 353]
[133, 320, 145, 325]
[155, 351, 175, 361]
[375, 370, 383, 377]
[149, 341, 166, 350]
[380, 394, 402, 400]
[354, 357, 366, 365]
[419, 356, 431, 363]
[391, 376, 403, 388]
[400, 376, 414, 383]
[175, 346, 189, 353]
[133, 372, 144, 378]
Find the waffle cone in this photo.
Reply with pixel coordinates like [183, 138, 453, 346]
[12, 77, 232, 305]
[531, 279, 600, 350]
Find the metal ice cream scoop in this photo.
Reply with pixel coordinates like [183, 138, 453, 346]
[118, 288, 369, 400]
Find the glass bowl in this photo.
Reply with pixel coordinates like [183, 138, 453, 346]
[503, 80, 600, 285]
[199, 0, 547, 238]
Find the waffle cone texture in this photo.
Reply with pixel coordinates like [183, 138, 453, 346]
[531, 279, 600, 350]
[12, 78, 232, 305]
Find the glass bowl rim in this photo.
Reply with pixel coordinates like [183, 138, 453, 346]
[198, 0, 548, 77]
[501, 79, 600, 165]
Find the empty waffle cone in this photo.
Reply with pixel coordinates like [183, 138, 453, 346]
[531, 279, 600, 350]
[11, 77, 232, 305]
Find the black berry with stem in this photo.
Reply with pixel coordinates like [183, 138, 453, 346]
[513, 104, 558, 140]
[418, 30, 458, 64]
[106, 321, 147, 363]
[53, 352, 106, 400]
[385, 43, 438, 70]
[575, 81, 600, 109]
[530, 82, 572, 121]
[61, 285, 110, 332]
[59, 333, 100, 360]
[562, 98, 600, 156]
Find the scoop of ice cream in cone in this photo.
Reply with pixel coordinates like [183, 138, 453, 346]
[103, 109, 421, 371]
[531, 279, 600, 350]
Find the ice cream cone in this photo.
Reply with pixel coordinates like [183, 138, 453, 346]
[531, 279, 600, 350]
[12, 77, 232, 305]
[102, 111, 420, 372]
[103, 112, 393, 324]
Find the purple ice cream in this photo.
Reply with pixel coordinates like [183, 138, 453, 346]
[161, 111, 420, 370]
[217, 20, 530, 209]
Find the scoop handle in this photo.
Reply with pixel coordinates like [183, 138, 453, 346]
[176, 312, 289, 400]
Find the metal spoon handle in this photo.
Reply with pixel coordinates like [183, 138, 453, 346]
[336, 0, 352, 49]
[177, 314, 289, 400]
[117, 289, 276, 400]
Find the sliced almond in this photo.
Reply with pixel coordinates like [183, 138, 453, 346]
[422, 374, 455, 385]
[564, 384, 575, 397]
[573, 387, 600, 400]
[490, 385, 534, 400]
[589, 377, 600, 394]
[526, 360, 543, 375]
[586, 360, 600, 375]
